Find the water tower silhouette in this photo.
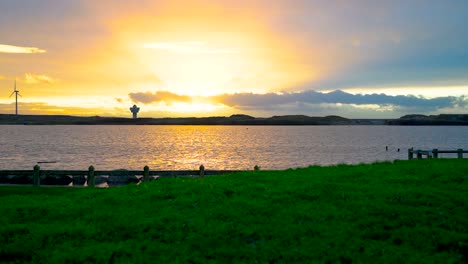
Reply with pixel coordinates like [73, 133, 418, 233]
[130, 105, 140, 119]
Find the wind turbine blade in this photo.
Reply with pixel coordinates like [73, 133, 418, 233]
[9, 92, 15, 98]
[18, 93, 22, 97]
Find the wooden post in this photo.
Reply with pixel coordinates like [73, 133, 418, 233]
[33, 165, 40, 186]
[199, 165, 205, 177]
[416, 150, 422, 159]
[458, 149, 463, 159]
[408, 148, 414, 160]
[432, 149, 438, 159]
[87, 165, 95, 187]
[143, 165, 149, 182]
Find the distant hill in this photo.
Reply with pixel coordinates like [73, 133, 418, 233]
[0, 113, 466, 125]
[0, 114, 354, 125]
[386, 114, 468, 125]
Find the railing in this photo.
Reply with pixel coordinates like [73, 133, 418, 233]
[0, 165, 250, 187]
[408, 148, 467, 160]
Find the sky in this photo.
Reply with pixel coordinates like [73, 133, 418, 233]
[0, 0, 467, 118]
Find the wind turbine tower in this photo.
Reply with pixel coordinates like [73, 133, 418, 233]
[9, 79, 21, 115]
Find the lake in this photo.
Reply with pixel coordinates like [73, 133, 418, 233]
[0, 125, 467, 170]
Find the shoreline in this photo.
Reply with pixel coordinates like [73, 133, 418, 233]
[1, 113, 467, 126]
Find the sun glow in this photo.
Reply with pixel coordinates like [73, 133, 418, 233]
[0, 0, 319, 116]
[100, 1, 314, 99]
[3, 1, 466, 118]
[167, 102, 225, 113]
[143, 42, 238, 54]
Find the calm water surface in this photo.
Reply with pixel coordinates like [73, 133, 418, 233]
[0, 125, 467, 170]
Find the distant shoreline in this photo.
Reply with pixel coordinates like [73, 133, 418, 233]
[0, 113, 467, 126]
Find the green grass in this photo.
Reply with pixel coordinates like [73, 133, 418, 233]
[0, 159, 467, 263]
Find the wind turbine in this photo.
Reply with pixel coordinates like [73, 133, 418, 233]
[9, 79, 21, 115]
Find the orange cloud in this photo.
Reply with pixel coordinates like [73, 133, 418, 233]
[129, 91, 192, 104]
[0, 102, 120, 116]
[24, 74, 57, 84]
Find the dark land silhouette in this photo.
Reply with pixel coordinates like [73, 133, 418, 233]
[386, 114, 468, 125]
[0, 113, 467, 125]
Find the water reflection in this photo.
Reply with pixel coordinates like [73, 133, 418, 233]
[0, 125, 467, 170]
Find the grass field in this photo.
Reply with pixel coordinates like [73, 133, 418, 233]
[0, 159, 467, 263]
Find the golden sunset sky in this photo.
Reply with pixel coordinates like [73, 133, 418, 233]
[0, 0, 467, 117]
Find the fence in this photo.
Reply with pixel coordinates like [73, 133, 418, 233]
[0, 165, 248, 187]
[408, 148, 467, 160]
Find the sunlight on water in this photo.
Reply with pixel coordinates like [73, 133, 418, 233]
[0, 125, 467, 170]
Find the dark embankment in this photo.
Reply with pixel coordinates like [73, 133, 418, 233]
[0, 159, 467, 263]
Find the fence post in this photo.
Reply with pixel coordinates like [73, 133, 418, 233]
[199, 165, 205, 177]
[33, 165, 40, 186]
[87, 165, 95, 187]
[143, 165, 149, 182]
[416, 150, 422, 159]
[408, 148, 414, 160]
[432, 149, 438, 159]
[458, 149, 463, 159]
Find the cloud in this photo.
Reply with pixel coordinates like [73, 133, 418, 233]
[0, 102, 119, 116]
[143, 42, 238, 54]
[0, 44, 46, 54]
[129, 91, 192, 104]
[24, 74, 56, 84]
[128, 89, 467, 116]
[212, 90, 467, 118]
[214, 90, 466, 111]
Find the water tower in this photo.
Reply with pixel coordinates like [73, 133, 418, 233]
[130, 105, 140, 119]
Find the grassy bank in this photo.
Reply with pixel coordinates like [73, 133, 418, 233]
[1, 159, 467, 263]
